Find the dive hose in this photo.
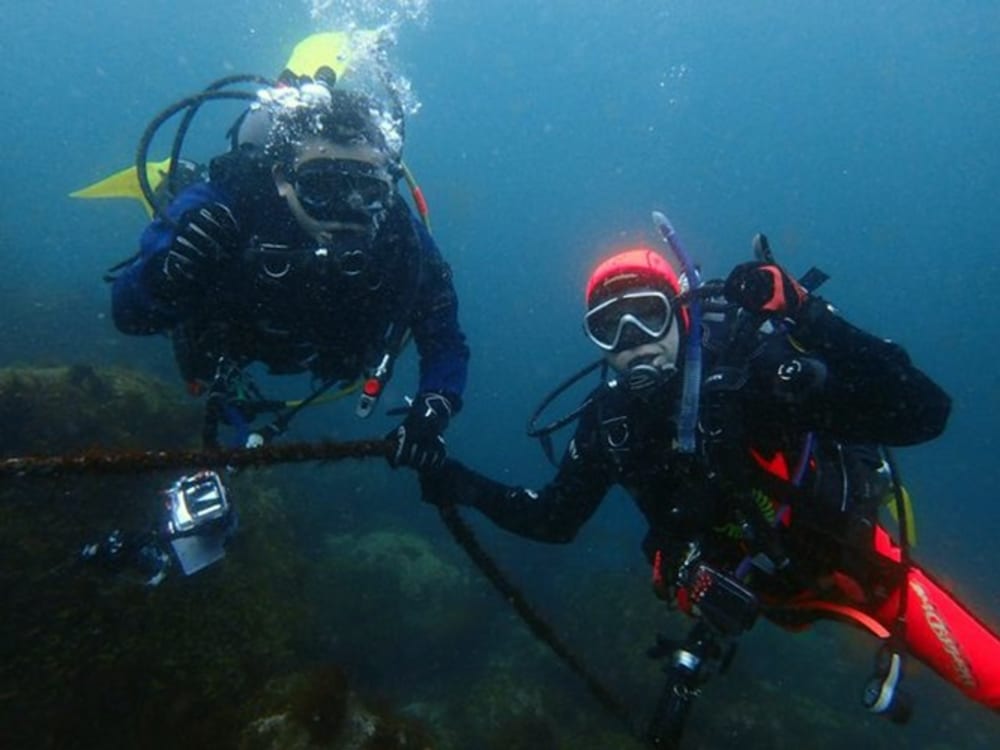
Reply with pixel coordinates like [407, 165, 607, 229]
[136, 89, 261, 222]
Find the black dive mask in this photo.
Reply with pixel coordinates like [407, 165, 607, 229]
[292, 158, 393, 224]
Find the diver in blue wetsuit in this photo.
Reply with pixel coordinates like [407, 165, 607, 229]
[111, 77, 468, 467]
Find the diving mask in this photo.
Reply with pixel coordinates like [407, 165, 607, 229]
[292, 157, 393, 223]
[585, 290, 676, 352]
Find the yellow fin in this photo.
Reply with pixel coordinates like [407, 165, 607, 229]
[886, 485, 917, 547]
[283, 30, 380, 81]
[73, 32, 378, 216]
[70, 157, 172, 217]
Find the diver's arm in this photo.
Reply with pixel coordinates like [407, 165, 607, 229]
[787, 297, 952, 445]
[421, 457, 611, 543]
[407, 213, 470, 409]
[420, 406, 613, 544]
[111, 183, 234, 335]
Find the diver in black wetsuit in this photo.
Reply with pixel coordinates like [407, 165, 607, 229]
[419, 237, 1000, 742]
[425, 246, 946, 557]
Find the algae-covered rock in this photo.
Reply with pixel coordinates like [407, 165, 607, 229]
[0, 362, 203, 607]
[419, 633, 641, 750]
[239, 665, 435, 750]
[0, 362, 200, 456]
[326, 529, 466, 601]
[0, 466, 315, 749]
[0, 363, 320, 748]
[307, 529, 479, 681]
[449, 649, 551, 745]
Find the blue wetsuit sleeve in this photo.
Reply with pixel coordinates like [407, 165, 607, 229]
[111, 183, 233, 335]
[407, 214, 470, 409]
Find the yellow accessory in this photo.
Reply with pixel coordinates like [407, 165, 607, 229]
[283, 30, 378, 80]
[71, 30, 378, 215]
[69, 157, 172, 217]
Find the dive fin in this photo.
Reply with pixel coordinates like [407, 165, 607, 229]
[283, 30, 381, 81]
[70, 157, 172, 217]
[74, 31, 381, 215]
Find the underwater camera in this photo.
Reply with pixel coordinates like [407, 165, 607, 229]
[161, 470, 234, 577]
[646, 562, 757, 746]
[646, 621, 721, 747]
[164, 469, 230, 536]
[79, 469, 235, 585]
[681, 562, 758, 636]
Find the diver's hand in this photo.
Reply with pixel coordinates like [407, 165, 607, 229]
[724, 261, 807, 319]
[386, 393, 452, 470]
[160, 203, 240, 290]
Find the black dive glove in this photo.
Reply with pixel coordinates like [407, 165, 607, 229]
[386, 393, 453, 470]
[724, 261, 807, 319]
[156, 203, 239, 294]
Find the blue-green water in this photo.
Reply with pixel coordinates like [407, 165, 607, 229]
[1, 1, 997, 747]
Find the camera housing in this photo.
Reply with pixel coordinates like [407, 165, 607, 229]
[164, 470, 230, 538]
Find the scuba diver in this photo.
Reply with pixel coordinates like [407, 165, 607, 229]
[73, 32, 465, 589]
[109, 65, 468, 466]
[418, 218, 1000, 745]
[71, 29, 469, 585]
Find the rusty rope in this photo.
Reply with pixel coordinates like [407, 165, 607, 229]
[0, 439, 393, 478]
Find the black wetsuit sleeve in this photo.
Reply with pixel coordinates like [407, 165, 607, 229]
[420, 421, 614, 543]
[782, 297, 952, 445]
